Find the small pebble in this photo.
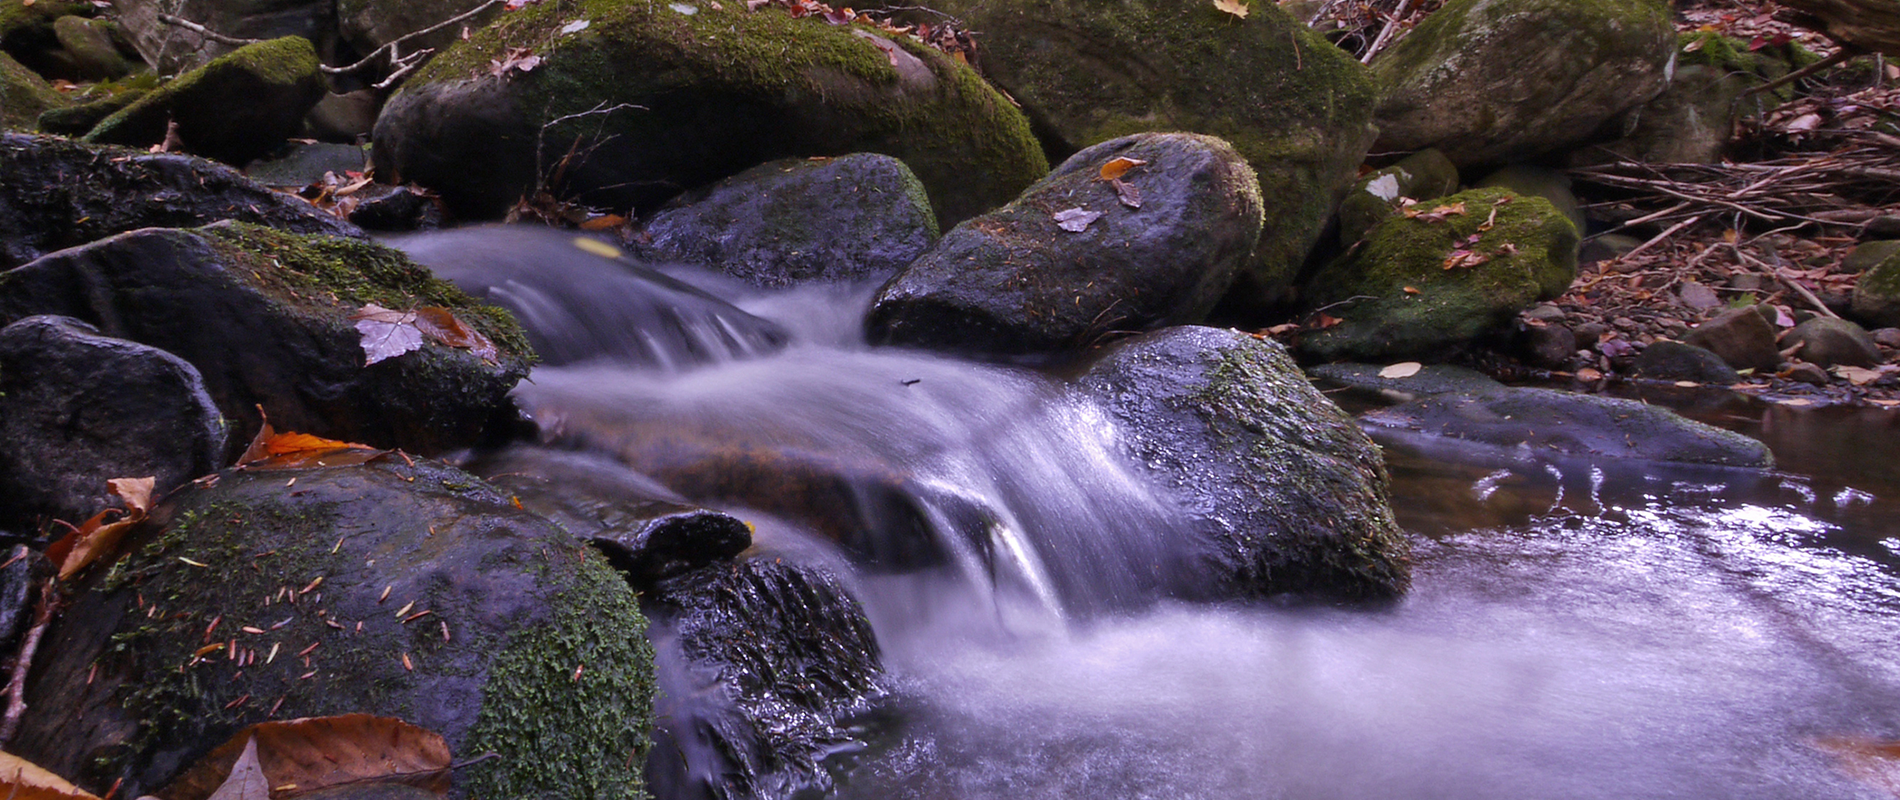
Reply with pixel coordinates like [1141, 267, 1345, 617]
[1874, 328, 1900, 349]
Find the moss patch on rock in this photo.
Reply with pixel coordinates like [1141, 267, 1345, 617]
[0, 49, 67, 129]
[84, 35, 325, 165]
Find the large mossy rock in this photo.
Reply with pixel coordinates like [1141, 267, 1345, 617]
[868, 133, 1263, 361]
[1851, 247, 1900, 328]
[1076, 326, 1410, 603]
[14, 459, 654, 799]
[921, 0, 1376, 304]
[1370, 0, 1676, 168]
[0, 315, 225, 531]
[83, 36, 327, 165]
[1335, 148, 1460, 248]
[0, 223, 532, 458]
[372, 0, 1047, 227]
[0, 49, 68, 129]
[1298, 187, 1580, 361]
[635, 153, 939, 288]
[0, 134, 361, 269]
[0, 0, 91, 76]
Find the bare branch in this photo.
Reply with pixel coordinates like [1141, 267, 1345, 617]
[155, 12, 265, 46]
[324, 0, 507, 79]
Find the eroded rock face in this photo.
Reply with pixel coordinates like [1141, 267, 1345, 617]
[0, 315, 226, 532]
[1076, 326, 1411, 603]
[913, 0, 1378, 304]
[0, 223, 531, 458]
[1370, 0, 1676, 168]
[635, 153, 939, 288]
[868, 133, 1263, 362]
[0, 134, 360, 270]
[15, 459, 655, 799]
[1299, 187, 1580, 361]
[372, 0, 1046, 227]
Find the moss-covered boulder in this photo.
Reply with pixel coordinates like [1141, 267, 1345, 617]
[14, 459, 654, 800]
[868, 132, 1263, 361]
[1336, 148, 1459, 249]
[0, 49, 65, 129]
[1851, 247, 1900, 329]
[0, 134, 360, 269]
[1075, 326, 1409, 603]
[372, 0, 1047, 227]
[1298, 187, 1580, 361]
[918, 0, 1376, 304]
[52, 15, 135, 80]
[0, 0, 90, 76]
[84, 36, 326, 166]
[0, 222, 532, 458]
[36, 83, 146, 134]
[634, 153, 939, 288]
[1370, 0, 1676, 168]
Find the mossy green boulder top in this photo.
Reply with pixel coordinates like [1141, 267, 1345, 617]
[372, 0, 1047, 226]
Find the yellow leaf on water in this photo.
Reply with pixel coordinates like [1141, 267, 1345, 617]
[571, 237, 623, 259]
[1212, 0, 1248, 18]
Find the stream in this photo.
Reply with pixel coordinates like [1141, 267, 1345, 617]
[401, 229, 1900, 800]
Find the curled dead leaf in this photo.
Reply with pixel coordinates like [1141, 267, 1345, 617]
[1098, 157, 1147, 182]
[352, 304, 500, 366]
[0, 751, 101, 800]
[237, 408, 386, 471]
[161, 715, 452, 800]
[1211, 0, 1248, 18]
[1402, 201, 1466, 224]
[1112, 178, 1142, 209]
[45, 476, 157, 581]
[1052, 207, 1104, 232]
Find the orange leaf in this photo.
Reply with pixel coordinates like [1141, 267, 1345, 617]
[1097, 157, 1147, 182]
[46, 477, 157, 580]
[1814, 736, 1900, 795]
[412, 308, 500, 364]
[160, 715, 452, 800]
[236, 408, 385, 471]
[0, 752, 99, 800]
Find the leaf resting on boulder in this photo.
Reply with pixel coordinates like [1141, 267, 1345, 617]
[161, 715, 451, 800]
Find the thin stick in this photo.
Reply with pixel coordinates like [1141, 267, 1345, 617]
[0, 577, 58, 747]
[1621, 215, 1703, 261]
[325, 0, 505, 78]
[1359, 0, 1416, 64]
[1730, 244, 1840, 318]
[1740, 47, 1860, 99]
[154, 13, 262, 46]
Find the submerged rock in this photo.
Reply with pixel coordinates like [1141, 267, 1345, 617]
[635, 154, 939, 288]
[1369, 0, 1676, 168]
[1362, 386, 1774, 467]
[84, 36, 327, 166]
[1306, 361, 1506, 403]
[868, 133, 1263, 362]
[0, 133, 361, 270]
[1298, 187, 1580, 361]
[0, 223, 531, 458]
[372, 0, 1046, 226]
[1077, 326, 1410, 603]
[14, 459, 654, 799]
[0, 315, 226, 532]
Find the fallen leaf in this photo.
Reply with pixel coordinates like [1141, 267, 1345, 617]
[1378, 362, 1423, 379]
[236, 408, 385, 471]
[1478, 206, 1500, 232]
[352, 303, 424, 365]
[1577, 367, 1604, 381]
[1097, 157, 1148, 182]
[1402, 201, 1466, 224]
[558, 18, 590, 34]
[1442, 249, 1490, 270]
[1364, 174, 1401, 202]
[1814, 736, 1900, 795]
[488, 46, 542, 77]
[1312, 313, 1342, 329]
[1778, 398, 1815, 407]
[45, 476, 157, 581]
[1870, 398, 1900, 408]
[203, 738, 269, 800]
[1402, 286, 1420, 295]
[1053, 207, 1104, 232]
[162, 716, 452, 800]
[1211, 0, 1248, 18]
[570, 237, 623, 259]
[578, 214, 626, 231]
[1833, 365, 1887, 386]
[1112, 178, 1142, 209]
[0, 751, 101, 800]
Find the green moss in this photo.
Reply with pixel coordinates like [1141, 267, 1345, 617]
[197, 223, 535, 362]
[462, 552, 653, 800]
[0, 48, 65, 129]
[83, 36, 321, 149]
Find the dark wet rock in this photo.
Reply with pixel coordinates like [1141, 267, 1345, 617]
[53, 16, 135, 80]
[372, 1, 1046, 227]
[1369, 0, 1675, 168]
[0, 0, 90, 76]
[0, 545, 50, 650]
[1076, 326, 1410, 603]
[0, 134, 360, 269]
[1682, 306, 1783, 373]
[1784, 317, 1882, 368]
[1581, 232, 1644, 266]
[1362, 386, 1773, 467]
[1633, 339, 1742, 384]
[471, 444, 754, 587]
[1867, 215, 1900, 240]
[636, 154, 938, 288]
[1874, 327, 1900, 349]
[305, 89, 381, 143]
[0, 316, 226, 531]
[917, 0, 1376, 304]
[0, 223, 531, 458]
[868, 133, 1263, 361]
[84, 36, 327, 166]
[244, 142, 370, 188]
[109, 0, 334, 73]
[14, 459, 654, 800]
[345, 184, 445, 232]
[1298, 187, 1580, 361]
[1307, 361, 1506, 403]
[645, 557, 885, 800]
[0, 49, 68, 129]
[1851, 246, 1900, 328]
[1517, 318, 1579, 369]
[389, 225, 787, 368]
[1336, 148, 1460, 248]
[1842, 240, 1899, 273]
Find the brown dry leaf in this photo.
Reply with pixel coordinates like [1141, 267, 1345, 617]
[1378, 362, 1423, 379]
[1833, 365, 1888, 386]
[1212, 0, 1248, 18]
[1112, 178, 1142, 209]
[1098, 157, 1147, 182]
[204, 738, 269, 800]
[1402, 286, 1420, 295]
[578, 214, 626, 231]
[1814, 736, 1900, 795]
[1312, 313, 1342, 330]
[1576, 367, 1604, 381]
[1402, 201, 1466, 224]
[1442, 249, 1490, 270]
[162, 715, 451, 800]
[236, 409, 385, 471]
[46, 477, 157, 581]
[412, 308, 500, 364]
[0, 751, 101, 800]
[1778, 398, 1816, 407]
[1478, 206, 1500, 232]
[488, 46, 542, 77]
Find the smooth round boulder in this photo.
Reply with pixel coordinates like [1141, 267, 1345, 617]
[635, 153, 939, 288]
[1633, 339, 1743, 384]
[0, 315, 226, 531]
[83, 36, 327, 165]
[1370, 0, 1676, 168]
[1783, 316, 1882, 368]
[1075, 326, 1410, 603]
[14, 459, 654, 799]
[372, 0, 1047, 227]
[1851, 247, 1900, 328]
[1682, 306, 1783, 373]
[868, 133, 1264, 362]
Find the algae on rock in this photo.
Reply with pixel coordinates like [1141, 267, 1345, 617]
[83, 35, 326, 165]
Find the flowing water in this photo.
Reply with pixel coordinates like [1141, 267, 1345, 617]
[400, 229, 1900, 800]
